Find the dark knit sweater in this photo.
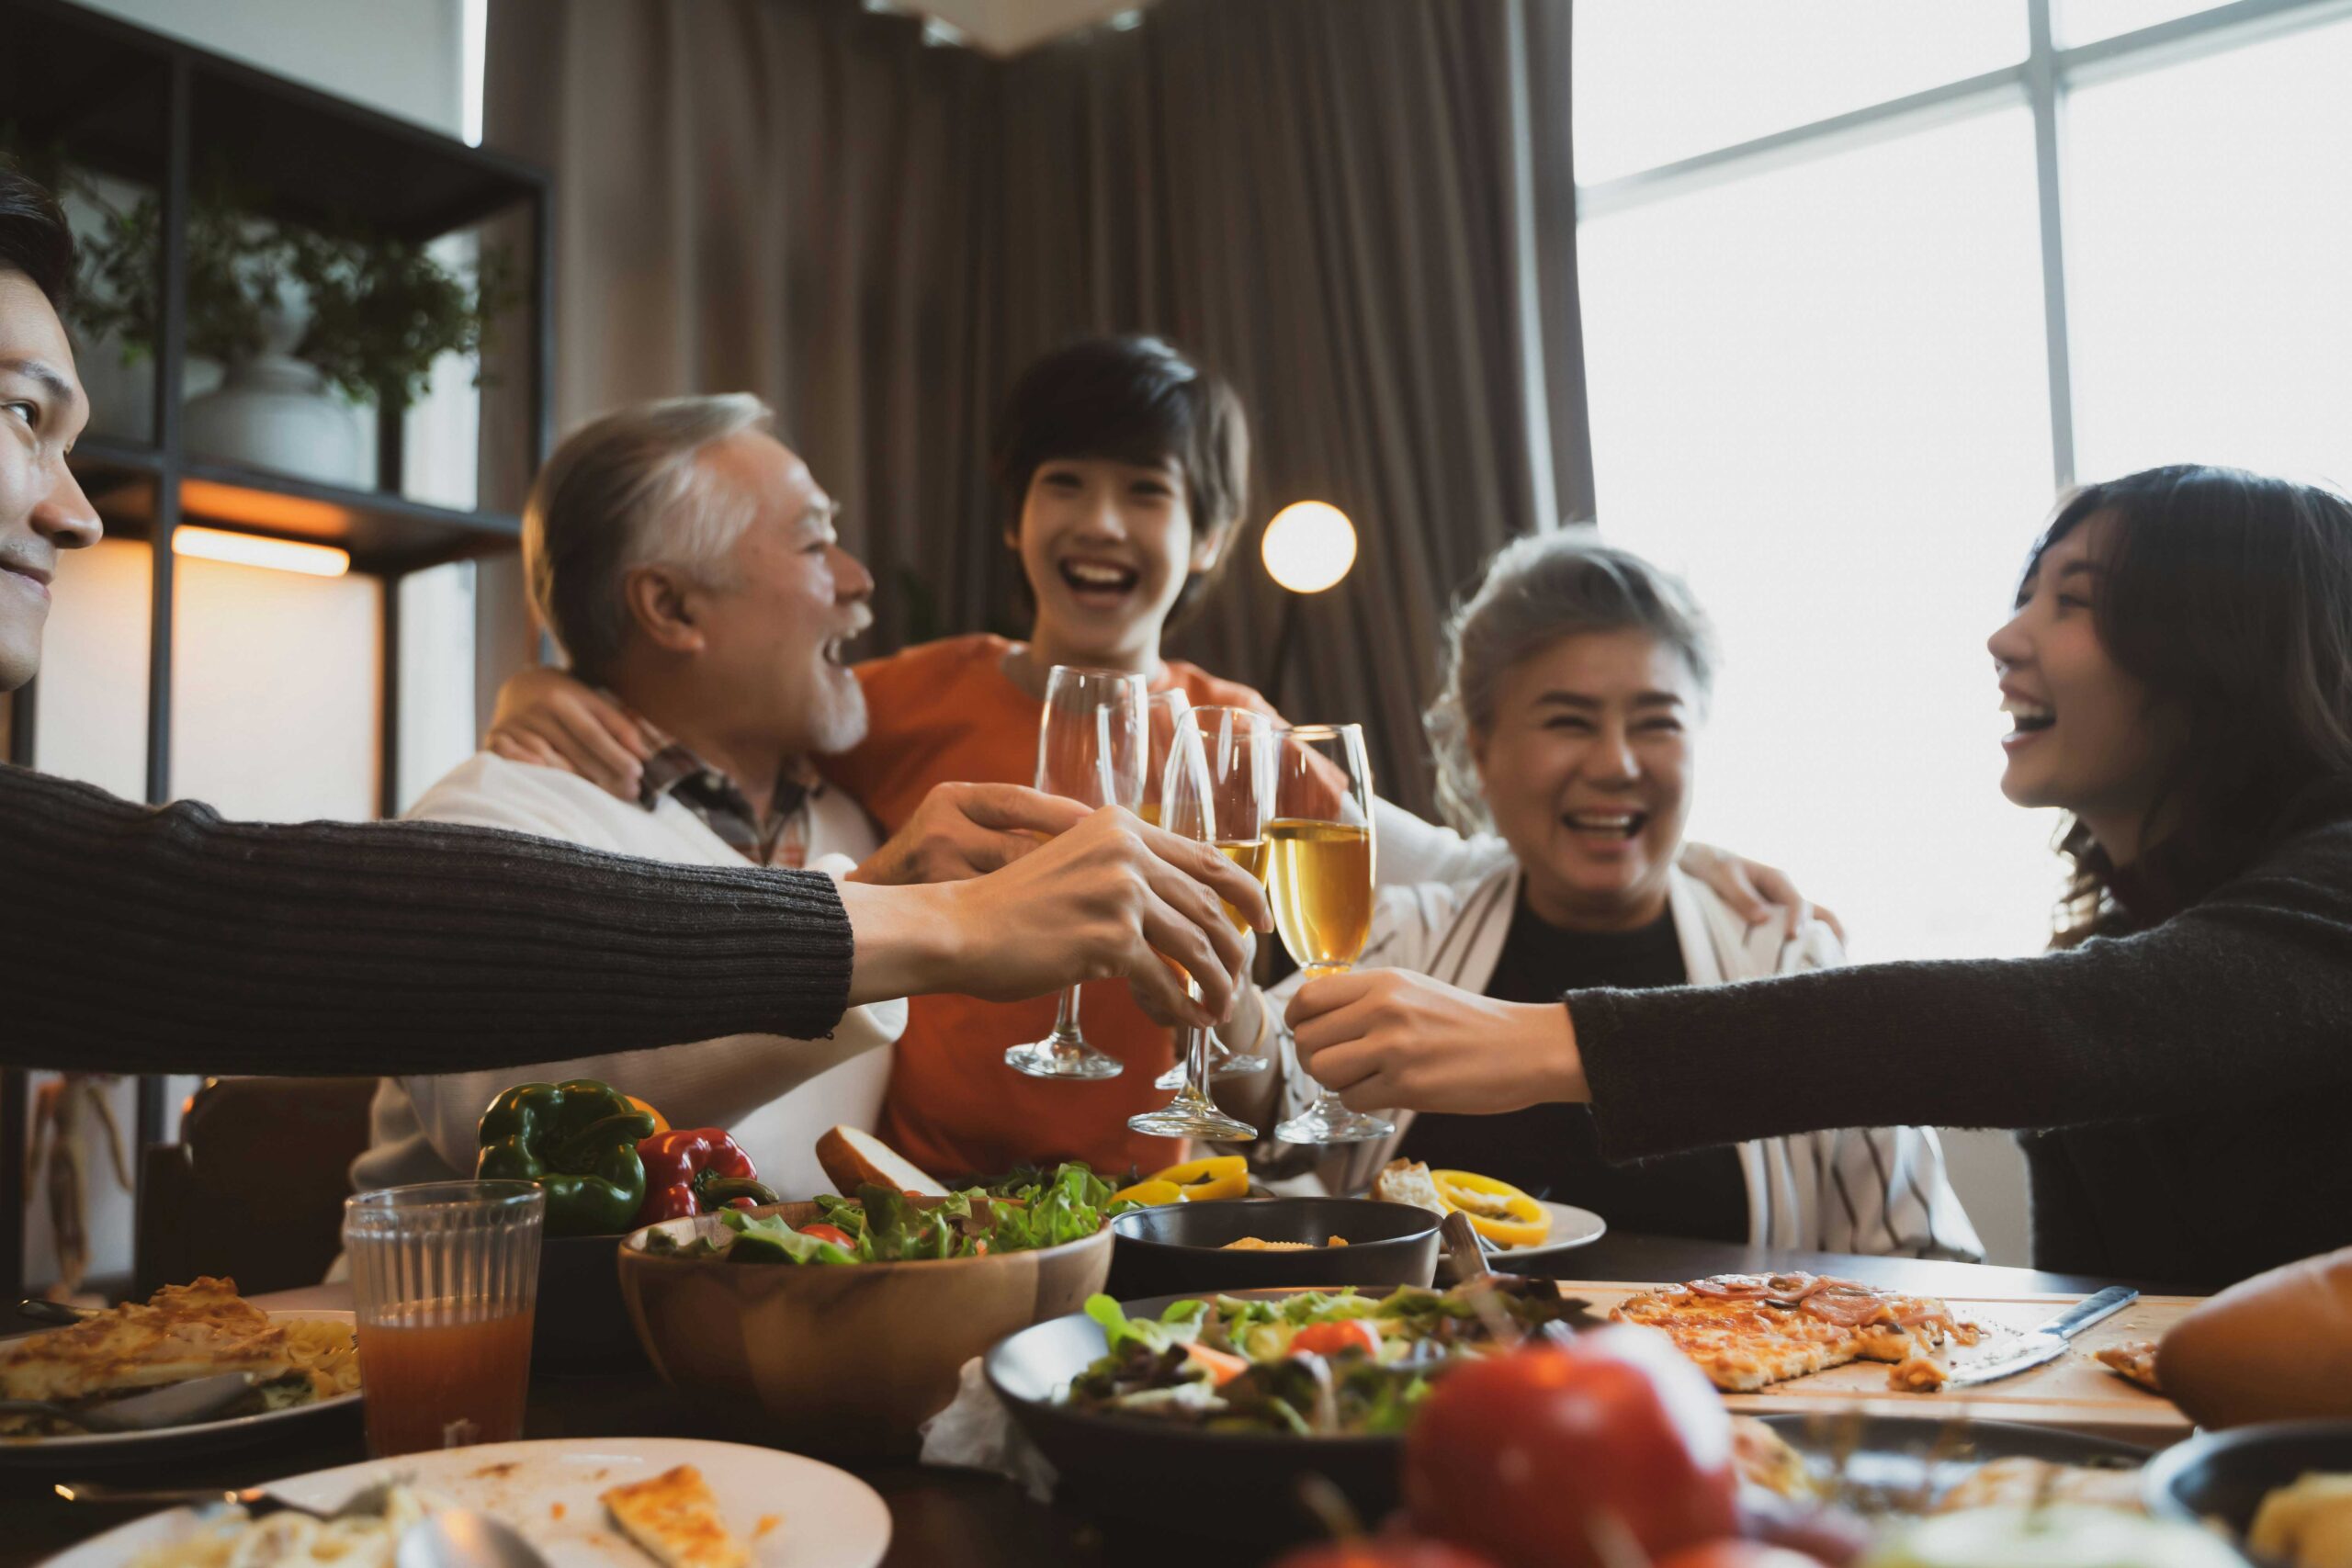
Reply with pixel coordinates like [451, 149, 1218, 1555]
[2, 764, 854, 1072]
[1575, 779, 2352, 1289]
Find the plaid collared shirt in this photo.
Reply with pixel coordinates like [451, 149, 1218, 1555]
[633, 719, 826, 870]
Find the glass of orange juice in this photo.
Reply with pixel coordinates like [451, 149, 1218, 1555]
[343, 1180, 545, 1457]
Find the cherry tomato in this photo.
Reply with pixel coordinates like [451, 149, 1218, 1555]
[1404, 1326, 1738, 1568]
[1292, 1320, 1383, 1359]
[799, 1224, 855, 1248]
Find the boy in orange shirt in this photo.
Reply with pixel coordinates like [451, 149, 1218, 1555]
[488, 337, 1825, 1178]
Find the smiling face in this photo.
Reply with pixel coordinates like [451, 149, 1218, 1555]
[1472, 628, 1700, 931]
[1988, 511, 2188, 862]
[0, 270, 101, 692]
[667, 431, 875, 757]
[1013, 455, 1216, 670]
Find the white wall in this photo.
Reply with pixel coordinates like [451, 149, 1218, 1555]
[75, 0, 464, 133]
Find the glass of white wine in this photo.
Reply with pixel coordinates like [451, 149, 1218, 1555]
[1267, 722, 1392, 1145]
[1128, 705, 1271, 1141]
[1003, 664, 1148, 1081]
[1142, 693, 1272, 1092]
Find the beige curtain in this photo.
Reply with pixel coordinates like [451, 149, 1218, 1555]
[485, 0, 1586, 817]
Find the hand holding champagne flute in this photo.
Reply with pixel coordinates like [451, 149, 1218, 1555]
[1145, 691, 1272, 1090]
[1130, 706, 1274, 1140]
[1005, 666, 1148, 1081]
[1268, 722, 1392, 1145]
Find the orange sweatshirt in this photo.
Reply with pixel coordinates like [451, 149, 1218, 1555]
[821, 634, 1278, 1178]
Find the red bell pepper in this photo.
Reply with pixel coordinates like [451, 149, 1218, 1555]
[633, 1128, 779, 1225]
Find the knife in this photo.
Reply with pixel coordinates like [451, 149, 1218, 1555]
[1943, 1285, 2139, 1388]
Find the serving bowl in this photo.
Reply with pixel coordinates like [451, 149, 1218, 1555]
[617, 1199, 1112, 1456]
[986, 1286, 1415, 1540]
[2143, 1417, 2352, 1548]
[1104, 1196, 1440, 1300]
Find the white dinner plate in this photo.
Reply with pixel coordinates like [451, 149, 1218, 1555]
[0, 1311, 362, 1467]
[40, 1436, 892, 1568]
[1486, 1201, 1608, 1269]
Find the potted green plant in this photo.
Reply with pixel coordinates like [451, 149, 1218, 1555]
[70, 177, 512, 489]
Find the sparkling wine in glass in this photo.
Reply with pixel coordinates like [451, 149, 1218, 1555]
[1004, 665, 1148, 1081]
[1268, 722, 1393, 1145]
[1143, 693, 1272, 1092]
[1129, 705, 1272, 1141]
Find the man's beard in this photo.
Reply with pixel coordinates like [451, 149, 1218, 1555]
[808, 668, 870, 757]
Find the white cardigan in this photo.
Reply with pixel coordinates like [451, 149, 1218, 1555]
[1234, 863, 1985, 1260]
[351, 751, 904, 1201]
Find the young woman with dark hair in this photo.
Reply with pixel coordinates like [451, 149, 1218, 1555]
[1292, 465, 2352, 1287]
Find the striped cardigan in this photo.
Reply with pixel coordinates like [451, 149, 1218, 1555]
[1230, 863, 1985, 1260]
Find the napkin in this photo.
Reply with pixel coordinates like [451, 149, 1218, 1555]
[917, 1356, 1061, 1503]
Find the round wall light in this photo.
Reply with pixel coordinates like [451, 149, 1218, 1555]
[1261, 501, 1357, 594]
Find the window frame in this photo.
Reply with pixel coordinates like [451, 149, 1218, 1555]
[1573, 0, 2352, 494]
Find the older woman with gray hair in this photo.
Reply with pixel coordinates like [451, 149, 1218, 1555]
[1224, 530, 1980, 1258]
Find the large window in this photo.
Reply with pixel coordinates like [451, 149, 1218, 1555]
[1574, 0, 2352, 966]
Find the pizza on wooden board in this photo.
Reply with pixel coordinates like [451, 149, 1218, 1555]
[1611, 1272, 1980, 1393]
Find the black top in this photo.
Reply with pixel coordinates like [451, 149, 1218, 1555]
[1573, 779, 2352, 1289]
[1398, 896, 1750, 1245]
[2, 764, 854, 1072]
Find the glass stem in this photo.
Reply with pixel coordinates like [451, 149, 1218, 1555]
[1181, 979, 1213, 1102]
[1048, 984, 1083, 1045]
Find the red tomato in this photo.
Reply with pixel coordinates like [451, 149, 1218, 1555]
[1270, 1540, 1501, 1568]
[1292, 1320, 1383, 1358]
[1403, 1325, 1738, 1568]
[1654, 1545, 1825, 1568]
[799, 1224, 855, 1248]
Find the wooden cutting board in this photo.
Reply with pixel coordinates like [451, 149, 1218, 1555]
[1561, 1282, 2199, 1443]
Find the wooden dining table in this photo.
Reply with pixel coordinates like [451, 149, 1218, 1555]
[1, 1234, 2183, 1568]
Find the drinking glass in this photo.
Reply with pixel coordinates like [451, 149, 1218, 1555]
[343, 1180, 545, 1457]
[1005, 664, 1149, 1080]
[1130, 705, 1274, 1140]
[1267, 723, 1393, 1145]
[1143, 692, 1271, 1091]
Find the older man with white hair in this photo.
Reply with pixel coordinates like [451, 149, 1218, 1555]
[362, 396, 1014, 1194]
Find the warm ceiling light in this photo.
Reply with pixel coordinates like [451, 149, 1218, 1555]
[171, 525, 351, 578]
[1261, 501, 1357, 594]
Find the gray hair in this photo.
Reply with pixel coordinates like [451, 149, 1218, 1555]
[523, 393, 774, 681]
[1424, 528, 1718, 835]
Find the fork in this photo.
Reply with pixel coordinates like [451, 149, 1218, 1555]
[54, 1475, 407, 1522]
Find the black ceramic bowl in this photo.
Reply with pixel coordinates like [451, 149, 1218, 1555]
[532, 1231, 643, 1368]
[2143, 1418, 2352, 1550]
[1105, 1197, 1439, 1300]
[986, 1286, 1410, 1541]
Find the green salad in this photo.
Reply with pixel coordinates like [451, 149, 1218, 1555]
[639, 1162, 1128, 1265]
[1066, 1281, 1580, 1436]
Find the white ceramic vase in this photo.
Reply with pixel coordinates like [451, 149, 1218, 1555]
[181, 294, 366, 488]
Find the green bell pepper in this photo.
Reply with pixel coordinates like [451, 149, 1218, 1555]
[475, 1078, 657, 1236]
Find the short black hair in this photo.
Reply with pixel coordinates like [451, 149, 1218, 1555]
[0, 162, 74, 312]
[991, 333, 1250, 624]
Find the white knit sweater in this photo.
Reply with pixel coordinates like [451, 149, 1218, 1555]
[351, 751, 904, 1201]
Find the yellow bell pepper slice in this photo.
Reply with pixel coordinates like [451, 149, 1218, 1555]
[1430, 1168, 1552, 1250]
[1111, 1178, 1185, 1206]
[1148, 1155, 1250, 1203]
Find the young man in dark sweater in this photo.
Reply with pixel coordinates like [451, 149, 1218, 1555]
[0, 165, 1267, 1073]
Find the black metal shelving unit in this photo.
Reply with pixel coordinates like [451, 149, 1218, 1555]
[1, 0, 555, 1303]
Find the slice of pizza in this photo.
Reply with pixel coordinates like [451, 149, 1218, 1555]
[1611, 1273, 1975, 1393]
[2093, 1339, 2162, 1393]
[602, 1465, 752, 1568]
[0, 1277, 291, 1404]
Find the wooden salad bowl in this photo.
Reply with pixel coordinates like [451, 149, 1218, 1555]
[617, 1199, 1113, 1456]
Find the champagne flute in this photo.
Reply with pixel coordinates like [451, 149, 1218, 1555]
[1267, 722, 1393, 1145]
[1129, 706, 1272, 1141]
[1004, 665, 1148, 1080]
[1144, 693, 1271, 1091]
